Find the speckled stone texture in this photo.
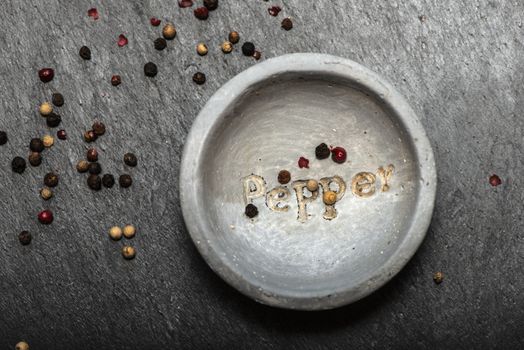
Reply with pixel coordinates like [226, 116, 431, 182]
[0, 0, 522, 349]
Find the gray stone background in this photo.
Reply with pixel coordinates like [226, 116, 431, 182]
[0, 0, 522, 349]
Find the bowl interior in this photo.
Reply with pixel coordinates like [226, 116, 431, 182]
[196, 72, 420, 299]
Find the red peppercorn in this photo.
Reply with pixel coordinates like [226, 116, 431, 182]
[331, 146, 347, 164]
[117, 34, 128, 47]
[298, 157, 309, 169]
[111, 75, 121, 86]
[57, 130, 67, 140]
[87, 8, 99, 20]
[268, 6, 282, 16]
[38, 68, 54, 83]
[194, 7, 209, 20]
[150, 17, 161, 26]
[489, 174, 502, 187]
[38, 210, 53, 225]
[178, 0, 193, 8]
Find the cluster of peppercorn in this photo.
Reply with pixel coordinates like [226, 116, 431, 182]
[108, 225, 137, 260]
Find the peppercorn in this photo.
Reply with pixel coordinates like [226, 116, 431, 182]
[122, 246, 136, 260]
[154, 37, 167, 51]
[315, 143, 330, 160]
[194, 7, 209, 20]
[38, 209, 53, 224]
[221, 41, 233, 53]
[123, 225, 136, 239]
[433, 271, 444, 284]
[0, 131, 7, 145]
[268, 5, 282, 16]
[281, 17, 293, 31]
[242, 42, 256, 56]
[150, 17, 161, 26]
[331, 146, 347, 164]
[79, 45, 91, 60]
[278, 170, 291, 184]
[298, 156, 309, 169]
[253, 50, 262, 60]
[111, 75, 122, 86]
[30, 138, 45, 152]
[306, 179, 318, 192]
[123, 153, 137, 167]
[119, 174, 133, 188]
[92, 121, 106, 136]
[18, 231, 32, 245]
[84, 130, 97, 143]
[46, 113, 61, 128]
[102, 174, 115, 188]
[323, 191, 337, 205]
[109, 226, 123, 240]
[144, 62, 158, 77]
[197, 42, 208, 56]
[42, 135, 54, 148]
[28, 152, 42, 167]
[204, 0, 218, 11]
[38, 68, 54, 83]
[228, 31, 240, 44]
[76, 160, 90, 173]
[87, 174, 102, 190]
[162, 24, 176, 40]
[15, 341, 29, 350]
[245, 204, 258, 218]
[44, 172, 59, 187]
[178, 0, 193, 8]
[39, 102, 53, 116]
[40, 187, 53, 200]
[193, 72, 206, 85]
[57, 129, 67, 140]
[12, 157, 26, 174]
[88, 162, 102, 175]
[86, 148, 98, 162]
[52, 92, 64, 106]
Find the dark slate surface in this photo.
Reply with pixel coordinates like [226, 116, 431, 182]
[0, 0, 523, 349]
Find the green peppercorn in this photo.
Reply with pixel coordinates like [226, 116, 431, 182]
[122, 245, 136, 259]
[102, 174, 115, 188]
[241, 42, 255, 56]
[88, 162, 102, 175]
[46, 113, 62, 128]
[92, 121, 106, 136]
[123, 153, 137, 167]
[79, 45, 91, 60]
[28, 152, 42, 167]
[193, 72, 206, 85]
[87, 174, 102, 190]
[44, 172, 59, 187]
[154, 37, 167, 51]
[76, 160, 90, 173]
[0, 131, 8, 145]
[12, 157, 26, 174]
[144, 62, 158, 77]
[29, 138, 45, 152]
[40, 187, 53, 200]
[18, 231, 32, 245]
[119, 174, 133, 188]
[52, 93, 64, 107]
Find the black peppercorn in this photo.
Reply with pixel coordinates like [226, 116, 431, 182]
[89, 162, 102, 175]
[111, 75, 121, 86]
[281, 17, 293, 31]
[87, 148, 98, 162]
[12, 157, 26, 174]
[278, 170, 291, 184]
[44, 172, 59, 187]
[79, 46, 91, 60]
[87, 174, 102, 190]
[241, 42, 255, 56]
[52, 93, 64, 107]
[154, 38, 167, 51]
[204, 0, 218, 10]
[119, 174, 133, 188]
[0, 131, 8, 145]
[315, 143, 330, 160]
[46, 113, 62, 128]
[28, 152, 42, 167]
[92, 121, 106, 136]
[29, 138, 45, 152]
[102, 174, 115, 188]
[123, 153, 137, 167]
[192, 72, 206, 85]
[245, 204, 258, 218]
[84, 130, 97, 143]
[144, 62, 158, 77]
[18, 231, 32, 245]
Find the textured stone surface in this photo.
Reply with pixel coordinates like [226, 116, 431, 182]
[0, 0, 522, 349]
